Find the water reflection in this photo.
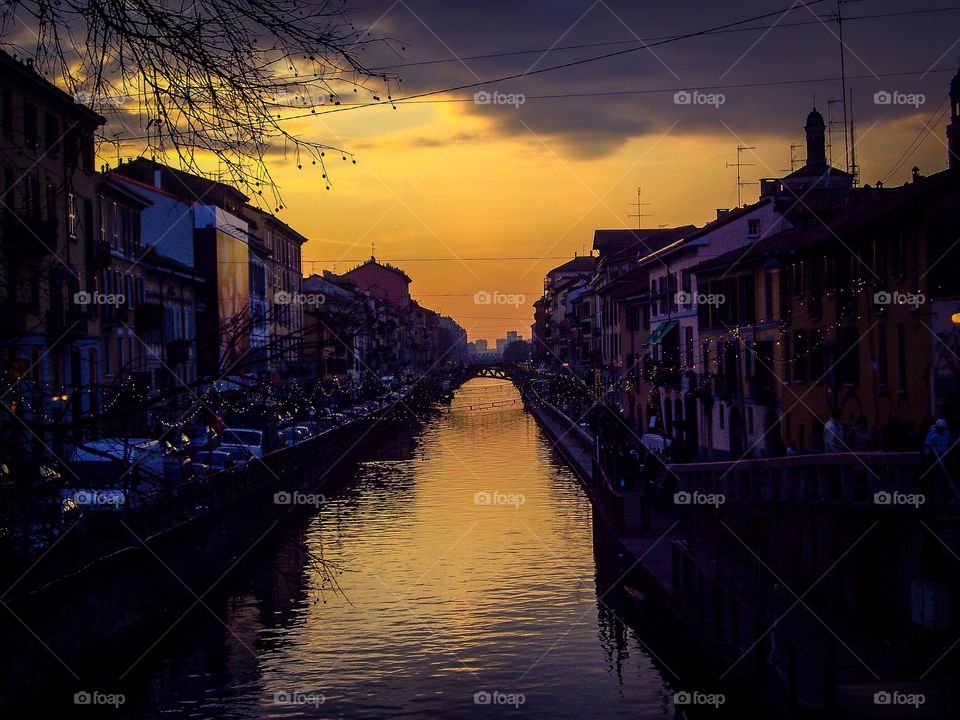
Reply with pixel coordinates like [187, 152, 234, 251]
[123, 378, 711, 718]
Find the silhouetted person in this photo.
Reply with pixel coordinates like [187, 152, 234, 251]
[824, 410, 844, 452]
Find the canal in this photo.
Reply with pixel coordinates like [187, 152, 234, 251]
[110, 378, 730, 718]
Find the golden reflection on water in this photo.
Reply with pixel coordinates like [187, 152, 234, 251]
[244, 378, 673, 718]
[141, 379, 679, 719]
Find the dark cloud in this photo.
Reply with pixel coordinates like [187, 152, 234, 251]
[350, 0, 960, 157]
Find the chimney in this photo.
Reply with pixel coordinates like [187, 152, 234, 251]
[716, 208, 730, 219]
[912, 166, 922, 183]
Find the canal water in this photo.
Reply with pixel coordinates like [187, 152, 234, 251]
[114, 378, 728, 718]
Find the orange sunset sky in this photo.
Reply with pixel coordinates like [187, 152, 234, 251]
[90, 0, 959, 344]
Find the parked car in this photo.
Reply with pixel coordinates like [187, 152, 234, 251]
[67, 438, 188, 503]
[296, 421, 321, 437]
[280, 426, 307, 448]
[184, 425, 218, 454]
[219, 428, 267, 459]
[192, 450, 240, 478]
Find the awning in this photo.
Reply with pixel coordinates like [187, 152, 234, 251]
[642, 319, 678, 347]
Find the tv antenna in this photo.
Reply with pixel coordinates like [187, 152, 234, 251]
[627, 186, 652, 229]
[726, 145, 757, 206]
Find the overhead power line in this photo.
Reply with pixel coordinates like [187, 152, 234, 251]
[367, 6, 960, 72]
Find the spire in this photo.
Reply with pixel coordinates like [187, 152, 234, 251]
[805, 108, 827, 167]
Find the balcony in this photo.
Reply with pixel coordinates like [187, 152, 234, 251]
[2, 213, 58, 257]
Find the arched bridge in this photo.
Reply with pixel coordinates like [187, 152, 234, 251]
[472, 366, 513, 380]
[466, 360, 515, 380]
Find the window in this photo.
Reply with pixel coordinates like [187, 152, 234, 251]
[892, 233, 906, 281]
[24, 173, 39, 217]
[67, 192, 77, 238]
[792, 260, 805, 296]
[748, 219, 761, 238]
[794, 330, 808, 382]
[46, 183, 56, 223]
[897, 323, 907, 391]
[782, 332, 791, 383]
[744, 340, 754, 378]
[763, 270, 774, 320]
[1, 87, 12, 138]
[878, 323, 888, 388]
[685, 326, 694, 367]
[810, 328, 825, 382]
[44, 112, 60, 155]
[836, 327, 860, 386]
[23, 102, 37, 147]
[111, 201, 120, 249]
[719, 404, 725, 430]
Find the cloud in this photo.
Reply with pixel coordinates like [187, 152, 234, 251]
[350, 0, 960, 158]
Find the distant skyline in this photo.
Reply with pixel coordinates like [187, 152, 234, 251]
[88, 0, 960, 344]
